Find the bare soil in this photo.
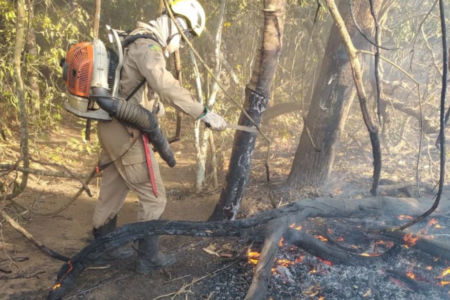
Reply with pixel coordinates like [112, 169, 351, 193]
[1, 106, 448, 300]
[1, 113, 275, 300]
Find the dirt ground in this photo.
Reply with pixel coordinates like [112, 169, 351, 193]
[0, 113, 278, 300]
[1, 106, 446, 299]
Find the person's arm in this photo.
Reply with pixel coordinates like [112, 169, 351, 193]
[134, 44, 204, 118]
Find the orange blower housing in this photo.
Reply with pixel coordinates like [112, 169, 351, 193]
[63, 42, 94, 98]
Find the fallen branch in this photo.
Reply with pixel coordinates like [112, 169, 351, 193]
[0, 270, 45, 280]
[1, 210, 68, 261]
[30, 158, 92, 197]
[0, 164, 100, 180]
[47, 192, 450, 300]
[10, 167, 97, 217]
[284, 229, 401, 266]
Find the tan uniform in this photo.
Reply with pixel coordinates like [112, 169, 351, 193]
[93, 24, 204, 228]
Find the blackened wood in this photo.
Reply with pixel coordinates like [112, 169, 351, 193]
[287, 0, 383, 191]
[284, 229, 400, 266]
[48, 192, 450, 299]
[210, 1, 287, 221]
[245, 221, 285, 300]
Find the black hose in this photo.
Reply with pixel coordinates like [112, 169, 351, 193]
[90, 87, 176, 168]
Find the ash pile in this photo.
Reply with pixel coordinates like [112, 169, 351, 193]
[195, 216, 450, 300]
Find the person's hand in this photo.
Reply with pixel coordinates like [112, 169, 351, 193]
[199, 110, 227, 131]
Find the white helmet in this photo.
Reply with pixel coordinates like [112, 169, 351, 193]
[170, 0, 206, 37]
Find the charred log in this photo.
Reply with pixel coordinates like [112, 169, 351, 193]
[48, 193, 450, 300]
[284, 229, 401, 266]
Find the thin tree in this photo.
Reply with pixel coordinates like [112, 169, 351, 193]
[209, 0, 287, 221]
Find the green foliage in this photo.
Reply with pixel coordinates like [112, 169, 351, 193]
[0, 0, 91, 129]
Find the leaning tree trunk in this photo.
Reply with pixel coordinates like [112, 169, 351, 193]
[287, 0, 383, 189]
[209, 0, 287, 221]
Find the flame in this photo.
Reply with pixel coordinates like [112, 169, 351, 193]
[289, 223, 302, 230]
[403, 233, 419, 247]
[441, 281, 450, 286]
[315, 235, 328, 242]
[398, 215, 413, 220]
[247, 251, 260, 265]
[51, 283, 61, 291]
[437, 267, 450, 278]
[319, 297, 325, 300]
[406, 272, 416, 280]
[435, 224, 444, 229]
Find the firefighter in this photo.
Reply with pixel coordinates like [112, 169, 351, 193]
[92, 0, 226, 274]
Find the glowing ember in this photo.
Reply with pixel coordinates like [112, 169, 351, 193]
[247, 251, 260, 265]
[315, 235, 328, 242]
[279, 237, 284, 247]
[406, 272, 416, 280]
[426, 266, 433, 270]
[420, 218, 438, 235]
[318, 258, 333, 266]
[319, 296, 325, 300]
[437, 267, 450, 278]
[403, 233, 419, 247]
[398, 215, 413, 220]
[336, 237, 344, 242]
[435, 224, 444, 229]
[289, 223, 302, 230]
[360, 252, 381, 257]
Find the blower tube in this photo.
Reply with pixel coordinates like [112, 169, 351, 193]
[90, 87, 176, 168]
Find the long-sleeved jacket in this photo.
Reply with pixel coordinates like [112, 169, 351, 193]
[97, 23, 204, 164]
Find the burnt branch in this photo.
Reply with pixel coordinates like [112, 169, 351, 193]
[284, 229, 400, 266]
[1, 210, 68, 262]
[0, 165, 100, 179]
[47, 193, 450, 299]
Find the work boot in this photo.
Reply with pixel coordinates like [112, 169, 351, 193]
[135, 235, 176, 274]
[92, 216, 133, 263]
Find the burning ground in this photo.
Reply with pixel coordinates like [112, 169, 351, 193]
[194, 216, 450, 300]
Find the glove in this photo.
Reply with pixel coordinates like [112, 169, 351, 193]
[199, 109, 227, 131]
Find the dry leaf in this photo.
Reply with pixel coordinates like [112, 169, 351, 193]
[203, 247, 220, 256]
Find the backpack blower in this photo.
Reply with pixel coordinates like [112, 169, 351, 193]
[60, 26, 176, 168]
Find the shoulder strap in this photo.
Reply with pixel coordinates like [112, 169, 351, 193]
[125, 79, 146, 101]
[122, 33, 161, 101]
[122, 33, 160, 49]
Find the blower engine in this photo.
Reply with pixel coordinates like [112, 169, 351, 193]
[61, 25, 123, 120]
[60, 26, 176, 168]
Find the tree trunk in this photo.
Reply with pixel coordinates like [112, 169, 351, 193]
[287, 0, 383, 189]
[93, 0, 101, 39]
[6, 0, 29, 200]
[195, 0, 227, 191]
[25, 0, 40, 117]
[209, 0, 287, 221]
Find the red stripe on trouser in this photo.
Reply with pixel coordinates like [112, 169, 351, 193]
[142, 135, 158, 197]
